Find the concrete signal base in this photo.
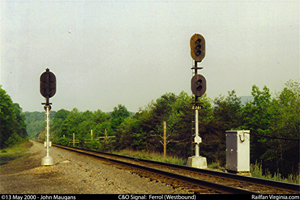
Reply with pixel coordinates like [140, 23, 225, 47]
[188, 156, 207, 169]
[42, 156, 54, 166]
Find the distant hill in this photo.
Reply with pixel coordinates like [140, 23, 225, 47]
[240, 96, 254, 105]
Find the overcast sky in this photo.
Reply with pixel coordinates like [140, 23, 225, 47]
[1, 0, 299, 112]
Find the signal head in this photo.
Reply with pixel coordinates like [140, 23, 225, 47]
[191, 74, 206, 97]
[190, 34, 205, 62]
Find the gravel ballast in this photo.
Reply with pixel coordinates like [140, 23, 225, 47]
[0, 141, 190, 194]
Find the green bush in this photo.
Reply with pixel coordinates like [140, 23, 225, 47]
[5, 132, 22, 147]
[86, 140, 100, 151]
[58, 137, 69, 146]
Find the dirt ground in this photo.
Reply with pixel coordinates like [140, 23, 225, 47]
[0, 142, 40, 175]
[0, 141, 190, 194]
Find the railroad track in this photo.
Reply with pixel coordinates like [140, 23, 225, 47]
[47, 143, 299, 194]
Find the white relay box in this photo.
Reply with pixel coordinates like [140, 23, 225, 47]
[226, 130, 250, 172]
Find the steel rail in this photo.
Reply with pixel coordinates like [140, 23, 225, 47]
[51, 143, 299, 194]
[52, 143, 257, 194]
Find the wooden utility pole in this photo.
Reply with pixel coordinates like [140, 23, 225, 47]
[162, 121, 167, 157]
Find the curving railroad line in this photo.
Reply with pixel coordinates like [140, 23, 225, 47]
[47, 143, 299, 194]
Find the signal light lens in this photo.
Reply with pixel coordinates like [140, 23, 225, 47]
[195, 43, 201, 56]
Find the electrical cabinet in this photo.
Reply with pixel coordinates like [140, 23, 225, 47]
[226, 130, 250, 172]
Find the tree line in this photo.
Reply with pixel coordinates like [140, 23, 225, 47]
[0, 85, 28, 148]
[24, 111, 55, 139]
[31, 80, 299, 178]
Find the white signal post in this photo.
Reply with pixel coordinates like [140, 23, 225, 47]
[194, 109, 201, 157]
[41, 105, 54, 166]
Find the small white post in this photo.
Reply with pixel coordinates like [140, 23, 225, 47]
[163, 121, 167, 158]
[73, 133, 75, 147]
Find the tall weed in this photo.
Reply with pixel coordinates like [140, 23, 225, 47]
[115, 149, 187, 165]
[250, 161, 299, 184]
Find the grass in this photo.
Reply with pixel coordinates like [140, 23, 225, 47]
[114, 150, 299, 185]
[250, 161, 300, 184]
[0, 140, 32, 166]
[207, 162, 224, 170]
[114, 149, 187, 166]
[206, 161, 299, 184]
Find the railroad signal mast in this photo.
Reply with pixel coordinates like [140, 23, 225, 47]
[40, 68, 56, 166]
[188, 34, 207, 169]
